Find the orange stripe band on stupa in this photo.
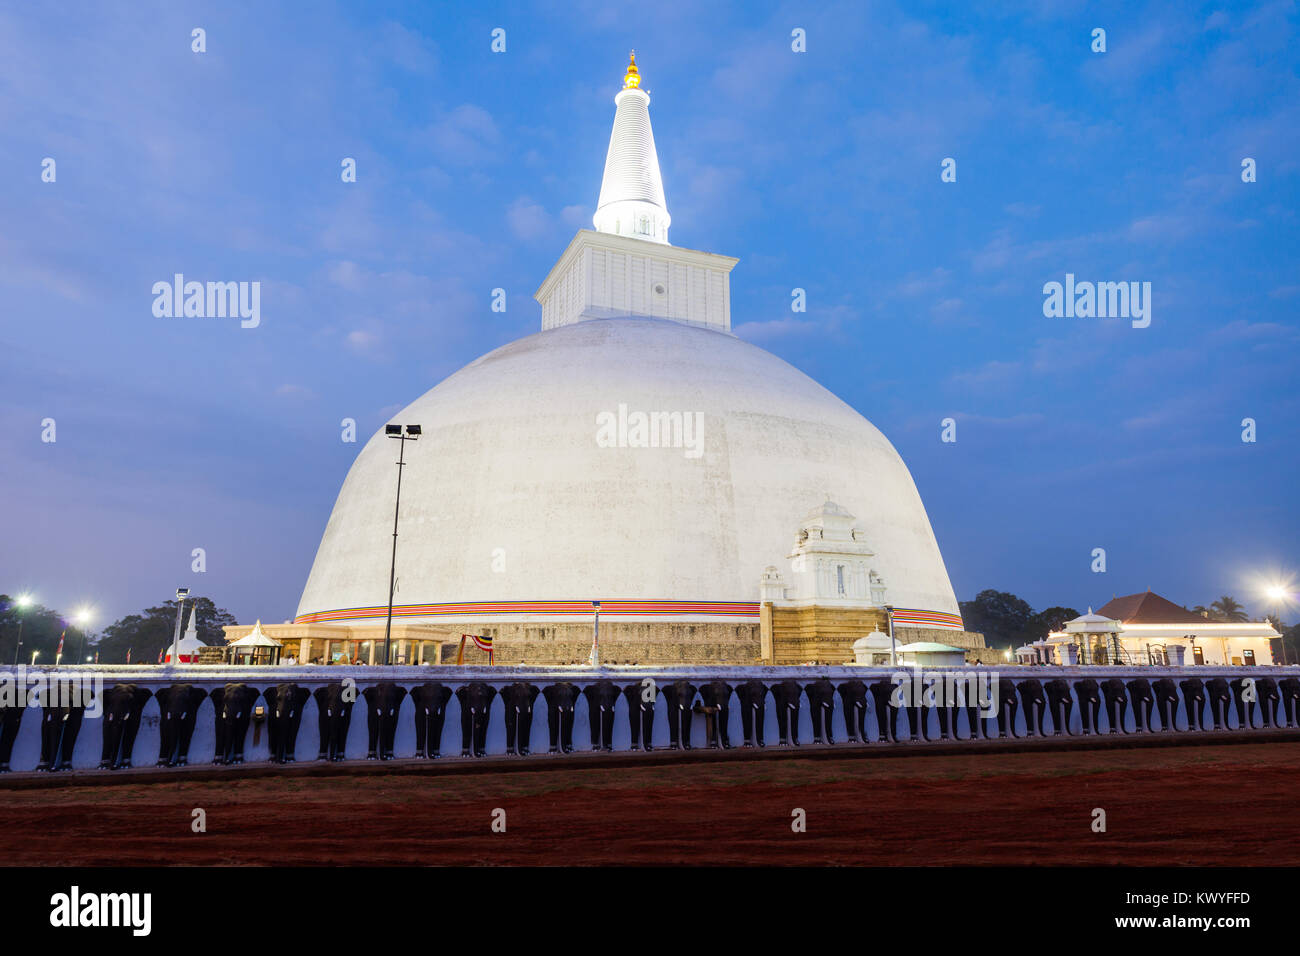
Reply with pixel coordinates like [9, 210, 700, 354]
[295, 601, 964, 629]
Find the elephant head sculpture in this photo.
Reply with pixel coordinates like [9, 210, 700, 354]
[1073, 679, 1101, 735]
[804, 678, 836, 745]
[1043, 678, 1074, 736]
[502, 682, 541, 755]
[1229, 677, 1251, 730]
[410, 682, 453, 758]
[1254, 677, 1281, 729]
[0, 694, 25, 772]
[868, 678, 902, 743]
[661, 680, 699, 750]
[1229, 677, 1270, 730]
[156, 683, 208, 767]
[770, 679, 803, 746]
[1278, 678, 1300, 728]
[620, 680, 655, 751]
[993, 677, 1018, 739]
[455, 682, 495, 757]
[211, 683, 260, 765]
[545, 682, 580, 754]
[1125, 678, 1155, 732]
[582, 680, 620, 752]
[1100, 678, 1129, 734]
[37, 680, 92, 772]
[933, 675, 969, 741]
[1152, 678, 1180, 731]
[1205, 677, 1232, 731]
[99, 683, 152, 769]
[698, 680, 734, 749]
[1179, 677, 1206, 732]
[733, 680, 768, 748]
[1016, 679, 1046, 738]
[362, 682, 407, 760]
[262, 683, 310, 763]
[837, 680, 869, 744]
[313, 681, 356, 761]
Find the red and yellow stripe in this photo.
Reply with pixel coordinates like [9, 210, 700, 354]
[891, 608, 965, 630]
[296, 600, 760, 624]
[296, 600, 965, 629]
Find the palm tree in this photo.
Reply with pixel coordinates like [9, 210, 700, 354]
[1210, 595, 1247, 622]
[1191, 605, 1210, 618]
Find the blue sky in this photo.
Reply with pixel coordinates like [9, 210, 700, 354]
[1, 0, 1297, 629]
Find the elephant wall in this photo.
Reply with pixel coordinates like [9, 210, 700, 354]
[0, 663, 1295, 774]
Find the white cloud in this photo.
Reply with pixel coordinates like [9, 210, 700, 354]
[507, 198, 551, 241]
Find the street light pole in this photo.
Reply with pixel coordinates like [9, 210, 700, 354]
[12, 619, 23, 667]
[169, 588, 189, 665]
[10, 594, 32, 666]
[382, 424, 421, 667]
[885, 605, 897, 667]
[1266, 585, 1291, 666]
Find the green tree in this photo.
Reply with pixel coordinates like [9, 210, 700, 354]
[0, 595, 90, 665]
[958, 590, 1034, 649]
[94, 597, 237, 664]
[1024, 606, 1082, 643]
[1210, 595, 1247, 622]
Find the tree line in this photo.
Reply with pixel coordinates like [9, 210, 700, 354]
[0, 594, 237, 665]
[959, 588, 1299, 660]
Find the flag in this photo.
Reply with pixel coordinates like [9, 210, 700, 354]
[157, 647, 164, 664]
[126, 648, 132, 664]
[94, 651, 99, 664]
[56, 631, 65, 656]
[470, 634, 493, 653]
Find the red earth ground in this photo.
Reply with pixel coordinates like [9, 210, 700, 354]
[1, 738, 1297, 866]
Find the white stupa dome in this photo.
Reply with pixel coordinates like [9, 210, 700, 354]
[295, 55, 962, 640]
[297, 317, 959, 625]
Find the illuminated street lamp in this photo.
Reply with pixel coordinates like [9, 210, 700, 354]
[10, 593, 33, 666]
[74, 607, 94, 664]
[31, 650, 39, 666]
[1265, 584, 1293, 665]
[381, 424, 421, 667]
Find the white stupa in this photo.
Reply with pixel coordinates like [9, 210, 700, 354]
[164, 604, 205, 664]
[295, 54, 965, 658]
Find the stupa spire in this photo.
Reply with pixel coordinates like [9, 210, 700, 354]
[593, 51, 670, 245]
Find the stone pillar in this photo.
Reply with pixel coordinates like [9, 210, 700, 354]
[300, 637, 312, 664]
[759, 602, 774, 664]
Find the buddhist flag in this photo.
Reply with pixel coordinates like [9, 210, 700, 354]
[468, 633, 494, 665]
[157, 647, 164, 664]
[56, 631, 65, 656]
[126, 648, 132, 665]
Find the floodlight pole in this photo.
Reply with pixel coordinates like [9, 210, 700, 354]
[169, 588, 189, 666]
[382, 425, 420, 666]
[885, 605, 897, 667]
[1274, 597, 1289, 666]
